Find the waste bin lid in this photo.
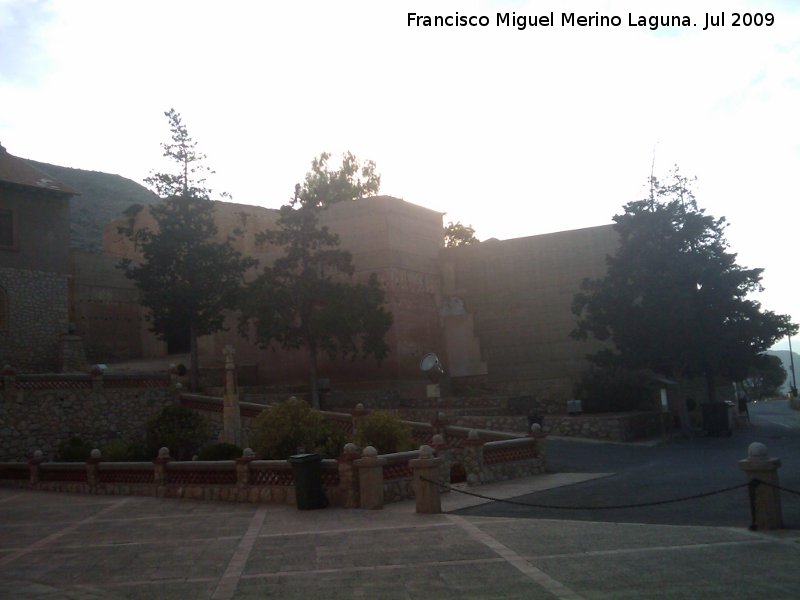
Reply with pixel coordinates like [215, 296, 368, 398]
[289, 453, 321, 462]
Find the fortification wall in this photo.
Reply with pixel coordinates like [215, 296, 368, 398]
[440, 225, 617, 407]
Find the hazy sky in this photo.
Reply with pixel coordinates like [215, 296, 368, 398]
[1, 0, 798, 349]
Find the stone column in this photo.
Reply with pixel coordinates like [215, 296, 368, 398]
[90, 365, 104, 391]
[153, 447, 171, 488]
[236, 448, 256, 486]
[351, 403, 370, 436]
[28, 450, 44, 484]
[739, 442, 783, 530]
[410, 445, 444, 514]
[354, 446, 385, 509]
[59, 332, 87, 372]
[462, 429, 484, 486]
[337, 443, 361, 509]
[86, 449, 103, 487]
[222, 345, 242, 446]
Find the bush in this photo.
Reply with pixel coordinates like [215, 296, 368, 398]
[102, 439, 149, 462]
[250, 397, 347, 460]
[146, 405, 210, 461]
[57, 436, 93, 462]
[354, 410, 415, 454]
[197, 442, 243, 461]
[573, 366, 650, 413]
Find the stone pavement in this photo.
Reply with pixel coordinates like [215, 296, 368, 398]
[1, 474, 799, 599]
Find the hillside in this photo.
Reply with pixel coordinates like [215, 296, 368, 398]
[25, 159, 158, 253]
[767, 350, 800, 393]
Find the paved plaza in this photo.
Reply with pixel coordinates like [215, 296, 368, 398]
[2, 471, 799, 599]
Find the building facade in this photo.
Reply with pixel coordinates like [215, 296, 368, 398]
[0, 144, 78, 371]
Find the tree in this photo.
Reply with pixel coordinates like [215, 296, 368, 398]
[572, 167, 797, 404]
[240, 153, 392, 408]
[742, 354, 787, 399]
[444, 220, 479, 247]
[120, 109, 256, 390]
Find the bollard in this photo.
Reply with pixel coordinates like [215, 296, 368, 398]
[29, 450, 44, 484]
[410, 445, 443, 514]
[153, 447, 171, 487]
[739, 442, 783, 530]
[337, 443, 362, 509]
[354, 446, 385, 509]
[86, 449, 103, 486]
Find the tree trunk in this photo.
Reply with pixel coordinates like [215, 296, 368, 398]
[189, 322, 200, 392]
[309, 351, 319, 409]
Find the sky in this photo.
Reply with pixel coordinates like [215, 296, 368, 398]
[1, 0, 798, 350]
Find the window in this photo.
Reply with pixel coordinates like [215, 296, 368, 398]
[0, 209, 14, 249]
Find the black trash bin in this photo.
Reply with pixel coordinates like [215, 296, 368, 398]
[288, 453, 328, 510]
[702, 402, 732, 437]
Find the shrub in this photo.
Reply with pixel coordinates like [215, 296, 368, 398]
[58, 436, 93, 462]
[146, 405, 210, 461]
[102, 439, 149, 462]
[197, 442, 243, 461]
[354, 410, 415, 454]
[573, 366, 650, 413]
[250, 397, 347, 460]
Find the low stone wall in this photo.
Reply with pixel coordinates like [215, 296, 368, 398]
[544, 411, 666, 442]
[0, 372, 174, 461]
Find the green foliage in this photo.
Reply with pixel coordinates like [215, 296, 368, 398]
[354, 411, 415, 454]
[742, 354, 787, 399]
[197, 442, 243, 461]
[444, 220, 479, 247]
[57, 437, 93, 462]
[572, 167, 797, 402]
[573, 367, 650, 413]
[240, 153, 392, 408]
[119, 109, 257, 389]
[101, 439, 149, 462]
[250, 397, 347, 459]
[145, 405, 210, 461]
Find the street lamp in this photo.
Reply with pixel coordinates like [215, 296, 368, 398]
[789, 336, 798, 398]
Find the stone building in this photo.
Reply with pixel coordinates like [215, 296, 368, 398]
[98, 195, 616, 404]
[0, 144, 78, 371]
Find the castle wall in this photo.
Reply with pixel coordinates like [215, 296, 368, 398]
[440, 225, 617, 407]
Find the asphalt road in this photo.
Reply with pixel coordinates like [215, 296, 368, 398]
[453, 399, 800, 528]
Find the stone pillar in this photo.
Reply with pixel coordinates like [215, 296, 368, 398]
[236, 448, 256, 486]
[90, 365, 104, 391]
[28, 450, 44, 484]
[351, 403, 370, 436]
[739, 442, 783, 530]
[153, 447, 171, 486]
[337, 443, 361, 509]
[410, 445, 444, 514]
[354, 446, 385, 509]
[462, 429, 484, 486]
[86, 449, 103, 487]
[222, 346, 242, 446]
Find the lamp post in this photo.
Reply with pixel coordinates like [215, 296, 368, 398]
[789, 336, 798, 398]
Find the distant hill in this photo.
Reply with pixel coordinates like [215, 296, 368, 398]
[25, 159, 158, 253]
[767, 350, 800, 393]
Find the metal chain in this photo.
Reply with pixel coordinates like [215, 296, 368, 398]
[421, 476, 749, 510]
[752, 479, 800, 497]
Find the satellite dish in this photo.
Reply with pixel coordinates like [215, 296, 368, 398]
[419, 352, 444, 383]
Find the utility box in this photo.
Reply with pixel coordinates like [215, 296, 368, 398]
[288, 453, 328, 510]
